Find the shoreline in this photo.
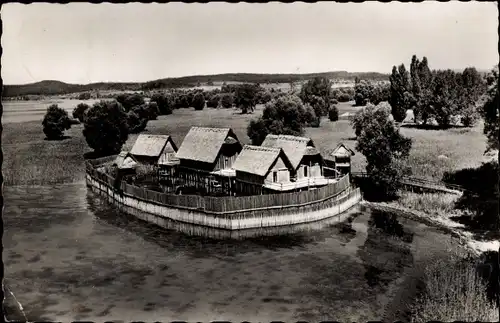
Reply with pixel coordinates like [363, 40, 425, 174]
[361, 200, 499, 256]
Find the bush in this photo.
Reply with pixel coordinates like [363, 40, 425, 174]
[83, 100, 129, 155]
[206, 94, 220, 108]
[329, 106, 339, 122]
[78, 92, 91, 100]
[146, 101, 160, 120]
[127, 111, 148, 134]
[116, 93, 145, 111]
[337, 93, 351, 102]
[72, 103, 90, 123]
[192, 93, 206, 111]
[42, 104, 72, 140]
[176, 94, 190, 109]
[309, 117, 320, 128]
[150, 93, 174, 115]
[247, 94, 308, 145]
[220, 93, 234, 109]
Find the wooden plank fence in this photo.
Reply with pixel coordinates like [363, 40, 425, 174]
[86, 160, 353, 214]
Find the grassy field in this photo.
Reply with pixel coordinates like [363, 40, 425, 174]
[3, 101, 493, 186]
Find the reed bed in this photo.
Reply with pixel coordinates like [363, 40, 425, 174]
[394, 191, 463, 217]
[3, 121, 91, 186]
[410, 251, 498, 322]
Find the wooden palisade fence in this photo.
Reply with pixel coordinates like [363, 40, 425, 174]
[86, 159, 353, 214]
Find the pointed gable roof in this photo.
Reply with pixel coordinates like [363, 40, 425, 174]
[329, 143, 356, 158]
[113, 151, 138, 169]
[233, 145, 293, 177]
[175, 127, 241, 164]
[261, 134, 315, 169]
[130, 134, 177, 158]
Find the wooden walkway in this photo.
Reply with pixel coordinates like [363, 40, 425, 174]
[351, 172, 465, 195]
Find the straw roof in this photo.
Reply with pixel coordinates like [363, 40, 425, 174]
[175, 127, 241, 164]
[114, 151, 138, 169]
[130, 134, 176, 158]
[233, 145, 293, 177]
[261, 134, 315, 169]
[329, 143, 356, 158]
[304, 146, 320, 156]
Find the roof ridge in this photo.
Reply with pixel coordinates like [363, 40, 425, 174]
[244, 145, 281, 152]
[191, 126, 230, 132]
[266, 134, 310, 142]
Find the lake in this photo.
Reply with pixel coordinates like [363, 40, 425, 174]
[2, 99, 100, 123]
[3, 182, 461, 321]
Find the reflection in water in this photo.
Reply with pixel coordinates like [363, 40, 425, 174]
[3, 183, 460, 322]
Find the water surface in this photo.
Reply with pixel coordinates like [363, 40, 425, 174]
[4, 182, 459, 321]
[2, 99, 99, 123]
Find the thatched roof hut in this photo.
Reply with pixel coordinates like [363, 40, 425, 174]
[130, 134, 178, 165]
[328, 143, 355, 159]
[113, 151, 138, 170]
[261, 134, 318, 170]
[176, 127, 242, 165]
[233, 145, 293, 177]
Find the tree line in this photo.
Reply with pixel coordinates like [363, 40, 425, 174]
[374, 55, 487, 127]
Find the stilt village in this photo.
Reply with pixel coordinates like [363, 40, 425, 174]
[111, 126, 355, 198]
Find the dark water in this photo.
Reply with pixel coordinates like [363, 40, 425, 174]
[3, 182, 460, 321]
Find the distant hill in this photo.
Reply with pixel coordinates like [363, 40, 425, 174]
[2, 71, 389, 97]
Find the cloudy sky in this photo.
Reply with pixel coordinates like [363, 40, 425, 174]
[1, 2, 498, 85]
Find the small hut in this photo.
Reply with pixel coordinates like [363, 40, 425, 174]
[261, 134, 324, 183]
[113, 151, 138, 175]
[130, 134, 178, 165]
[325, 143, 355, 177]
[233, 145, 294, 195]
[129, 134, 179, 181]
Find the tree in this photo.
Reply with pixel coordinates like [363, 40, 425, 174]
[207, 93, 220, 108]
[329, 105, 339, 122]
[300, 77, 332, 112]
[354, 106, 413, 199]
[429, 69, 458, 128]
[459, 67, 486, 127]
[412, 56, 433, 124]
[354, 80, 373, 106]
[220, 93, 234, 109]
[42, 104, 72, 140]
[176, 94, 190, 109]
[256, 89, 273, 105]
[150, 93, 174, 115]
[83, 100, 129, 155]
[146, 101, 160, 120]
[479, 65, 499, 152]
[126, 110, 148, 134]
[247, 94, 310, 145]
[234, 84, 260, 113]
[72, 103, 90, 123]
[116, 93, 145, 111]
[389, 64, 413, 122]
[192, 93, 206, 111]
[78, 92, 91, 100]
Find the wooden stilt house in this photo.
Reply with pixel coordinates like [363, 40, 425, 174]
[232, 145, 295, 195]
[175, 127, 242, 195]
[129, 134, 179, 181]
[324, 143, 356, 177]
[260, 134, 331, 189]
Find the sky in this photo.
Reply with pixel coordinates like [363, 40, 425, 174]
[1, 2, 498, 85]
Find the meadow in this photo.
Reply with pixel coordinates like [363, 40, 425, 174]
[2, 100, 492, 186]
